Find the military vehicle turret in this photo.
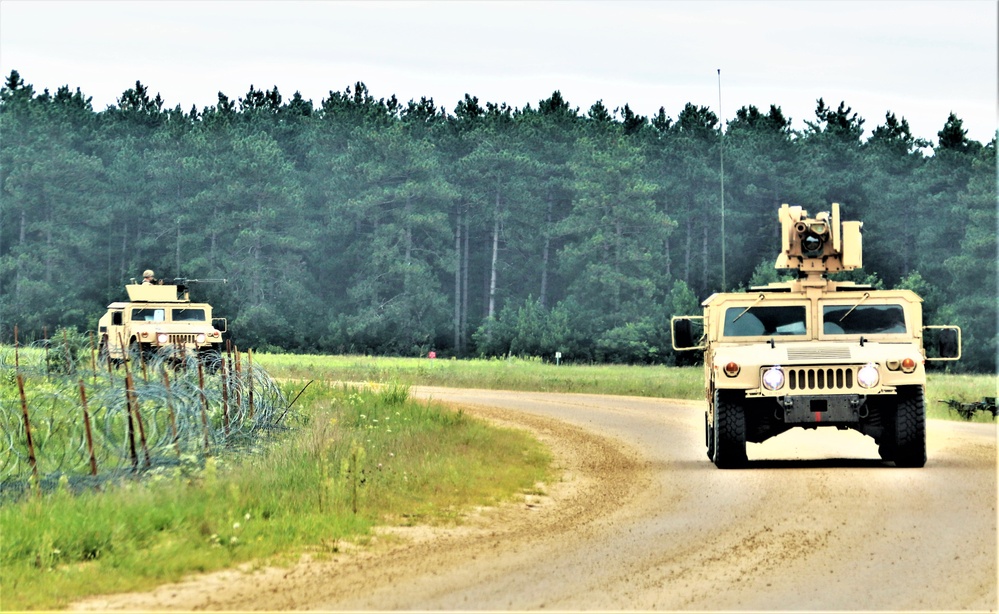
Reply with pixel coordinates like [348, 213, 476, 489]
[672, 203, 961, 468]
[97, 276, 228, 369]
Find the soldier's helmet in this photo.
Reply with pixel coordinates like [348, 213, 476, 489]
[143, 269, 155, 278]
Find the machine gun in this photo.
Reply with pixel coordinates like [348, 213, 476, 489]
[170, 278, 228, 301]
[939, 398, 998, 420]
[125, 277, 228, 302]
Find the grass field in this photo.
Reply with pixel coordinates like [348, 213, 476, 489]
[256, 354, 997, 423]
[259, 354, 706, 398]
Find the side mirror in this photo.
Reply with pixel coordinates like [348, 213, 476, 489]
[938, 328, 959, 359]
[674, 319, 693, 348]
[671, 316, 705, 351]
[923, 325, 961, 361]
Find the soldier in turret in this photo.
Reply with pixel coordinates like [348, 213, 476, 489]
[142, 269, 158, 285]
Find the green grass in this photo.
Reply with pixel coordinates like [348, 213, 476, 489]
[257, 353, 706, 399]
[0, 380, 551, 610]
[925, 372, 998, 422]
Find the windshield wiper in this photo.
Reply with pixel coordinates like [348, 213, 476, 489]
[839, 292, 871, 322]
[733, 293, 766, 322]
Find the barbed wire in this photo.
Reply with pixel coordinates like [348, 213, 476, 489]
[0, 339, 290, 500]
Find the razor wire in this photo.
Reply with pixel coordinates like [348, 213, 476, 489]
[0, 341, 290, 497]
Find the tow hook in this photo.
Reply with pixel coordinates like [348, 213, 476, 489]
[855, 396, 868, 418]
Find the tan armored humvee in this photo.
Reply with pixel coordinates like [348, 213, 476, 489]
[97, 279, 227, 368]
[672, 203, 961, 468]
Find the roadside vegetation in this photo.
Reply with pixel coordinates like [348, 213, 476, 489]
[924, 372, 999, 422]
[259, 353, 704, 399]
[0, 353, 551, 611]
[256, 353, 997, 423]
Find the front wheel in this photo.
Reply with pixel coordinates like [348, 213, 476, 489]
[893, 386, 926, 468]
[713, 389, 747, 469]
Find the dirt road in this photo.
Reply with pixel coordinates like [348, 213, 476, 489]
[73, 387, 997, 611]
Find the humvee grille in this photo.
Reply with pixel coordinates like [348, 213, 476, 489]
[167, 334, 198, 345]
[787, 366, 856, 391]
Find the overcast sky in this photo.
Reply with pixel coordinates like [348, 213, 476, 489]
[1, 0, 996, 144]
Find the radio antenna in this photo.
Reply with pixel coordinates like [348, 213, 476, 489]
[718, 69, 726, 290]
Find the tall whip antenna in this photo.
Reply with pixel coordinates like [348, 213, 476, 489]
[718, 68, 726, 290]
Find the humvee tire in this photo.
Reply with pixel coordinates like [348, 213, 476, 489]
[713, 389, 747, 469]
[893, 386, 926, 468]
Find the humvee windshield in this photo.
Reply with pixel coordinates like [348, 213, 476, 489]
[822, 303, 907, 335]
[173, 308, 206, 322]
[723, 305, 807, 337]
[131, 308, 165, 322]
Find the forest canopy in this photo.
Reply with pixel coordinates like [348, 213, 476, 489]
[0, 70, 995, 372]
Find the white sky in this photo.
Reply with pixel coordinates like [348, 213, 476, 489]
[1, 0, 996, 144]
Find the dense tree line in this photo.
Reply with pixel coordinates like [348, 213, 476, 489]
[0, 70, 995, 372]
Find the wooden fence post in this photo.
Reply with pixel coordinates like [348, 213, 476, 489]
[77, 379, 99, 476]
[197, 362, 211, 456]
[16, 372, 40, 492]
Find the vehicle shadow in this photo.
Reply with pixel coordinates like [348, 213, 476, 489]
[666, 457, 889, 471]
[747, 457, 888, 469]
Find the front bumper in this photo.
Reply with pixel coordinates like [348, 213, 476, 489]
[778, 394, 867, 423]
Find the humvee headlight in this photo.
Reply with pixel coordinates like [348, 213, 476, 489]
[857, 363, 880, 388]
[901, 357, 917, 373]
[762, 366, 785, 391]
[196, 333, 206, 343]
[723, 361, 741, 377]
[156, 333, 169, 344]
